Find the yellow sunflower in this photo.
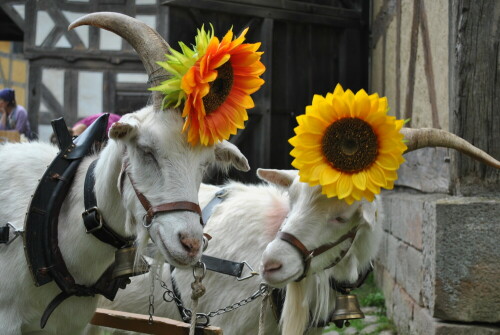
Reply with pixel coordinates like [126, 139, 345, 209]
[289, 84, 407, 204]
[151, 25, 265, 146]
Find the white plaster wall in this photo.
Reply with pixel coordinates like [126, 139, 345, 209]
[371, 0, 449, 130]
[78, 71, 103, 118]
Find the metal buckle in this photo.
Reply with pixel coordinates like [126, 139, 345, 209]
[237, 261, 259, 281]
[83, 207, 103, 233]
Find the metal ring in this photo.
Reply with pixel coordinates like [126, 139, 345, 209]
[192, 261, 206, 280]
[142, 214, 153, 229]
[195, 313, 210, 327]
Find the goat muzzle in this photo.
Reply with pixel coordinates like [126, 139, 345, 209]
[276, 227, 358, 282]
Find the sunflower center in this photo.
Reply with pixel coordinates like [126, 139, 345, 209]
[203, 61, 234, 114]
[321, 117, 379, 173]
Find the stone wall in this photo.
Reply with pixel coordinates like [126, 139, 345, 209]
[375, 191, 500, 334]
[371, 0, 500, 333]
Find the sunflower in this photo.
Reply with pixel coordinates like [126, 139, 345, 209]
[151, 25, 265, 146]
[289, 84, 407, 204]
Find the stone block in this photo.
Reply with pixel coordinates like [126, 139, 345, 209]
[378, 192, 393, 233]
[391, 194, 424, 250]
[434, 323, 500, 335]
[386, 234, 399, 280]
[433, 197, 500, 322]
[412, 304, 500, 335]
[422, 198, 438, 310]
[412, 305, 436, 335]
[396, 148, 451, 193]
[374, 264, 395, 316]
[390, 284, 414, 335]
[396, 243, 424, 305]
[375, 231, 389, 266]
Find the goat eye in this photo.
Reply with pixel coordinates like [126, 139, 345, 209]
[138, 146, 158, 164]
[335, 217, 347, 223]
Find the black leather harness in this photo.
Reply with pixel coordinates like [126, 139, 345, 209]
[23, 114, 135, 328]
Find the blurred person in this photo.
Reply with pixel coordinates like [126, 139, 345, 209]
[0, 88, 35, 140]
[72, 113, 121, 136]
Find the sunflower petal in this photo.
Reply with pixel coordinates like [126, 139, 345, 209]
[336, 174, 353, 200]
[351, 172, 367, 191]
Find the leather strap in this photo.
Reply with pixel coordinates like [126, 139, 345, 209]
[83, 160, 132, 249]
[40, 291, 71, 329]
[124, 161, 202, 226]
[201, 188, 227, 225]
[276, 231, 312, 259]
[311, 228, 357, 258]
[277, 227, 358, 282]
[276, 231, 313, 282]
[170, 265, 190, 322]
[200, 255, 245, 278]
[147, 202, 202, 224]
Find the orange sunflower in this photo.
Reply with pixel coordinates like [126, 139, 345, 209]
[289, 84, 407, 204]
[151, 26, 265, 146]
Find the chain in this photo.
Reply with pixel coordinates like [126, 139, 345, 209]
[158, 272, 268, 326]
[148, 264, 157, 324]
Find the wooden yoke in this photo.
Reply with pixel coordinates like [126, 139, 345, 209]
[90, 308, 223, 335]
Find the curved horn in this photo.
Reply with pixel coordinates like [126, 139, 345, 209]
[68, 12, 169, 107]
[401, 128, 500, 169]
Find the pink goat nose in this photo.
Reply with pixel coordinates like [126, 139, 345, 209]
[263, 260, 282, 274]
[179, 233, 201, 257]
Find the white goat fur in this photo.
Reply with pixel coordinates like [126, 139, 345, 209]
[88, 169, 382, 335]
[0, 106, 249, 334]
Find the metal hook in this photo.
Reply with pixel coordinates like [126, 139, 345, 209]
[237, 261, 260, 281]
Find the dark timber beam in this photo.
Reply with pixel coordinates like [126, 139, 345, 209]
[162, 0, 363, 28]
[449, 0, 500, 195]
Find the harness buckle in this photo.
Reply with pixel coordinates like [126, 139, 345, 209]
[237, 261, 259, 281]
[83, 207, 103, 233]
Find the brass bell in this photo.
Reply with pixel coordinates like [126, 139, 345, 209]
[112, 246, 150, 279]
[330, 290, 365, 328]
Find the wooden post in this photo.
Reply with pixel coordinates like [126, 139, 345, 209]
[449, 0, 500, 195]
[90, 308, 223, 335]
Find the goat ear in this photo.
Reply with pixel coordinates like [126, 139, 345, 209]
[214, 140, 250, 172]
[360, 200, 377, 226]
[109, 116, 139, 141]
[257, 169, 297, 188]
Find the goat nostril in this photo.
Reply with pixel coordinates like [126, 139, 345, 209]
[179, 234, 201, 256]
[263, 261, 282, 273]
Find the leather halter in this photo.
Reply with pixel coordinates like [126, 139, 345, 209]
[121, 159, 203, 227]
[277, 227, 358, 282]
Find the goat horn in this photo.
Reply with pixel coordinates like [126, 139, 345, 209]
[401, 128, 500, 169]
[68, 12, 169, 107]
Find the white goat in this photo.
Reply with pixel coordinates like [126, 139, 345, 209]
[261, 128, 500, 335]
[0, 13, 249, 335]
[86, 168, 380, 335]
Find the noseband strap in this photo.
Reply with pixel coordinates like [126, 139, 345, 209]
[277, 227, 358, 282]
[123, 160, 202, 226]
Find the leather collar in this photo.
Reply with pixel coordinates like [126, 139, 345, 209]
[82, 159, 133, 249]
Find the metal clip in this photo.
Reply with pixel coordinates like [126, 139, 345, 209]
[0, 223, 23, 245]
[237, 261, 260, 281]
